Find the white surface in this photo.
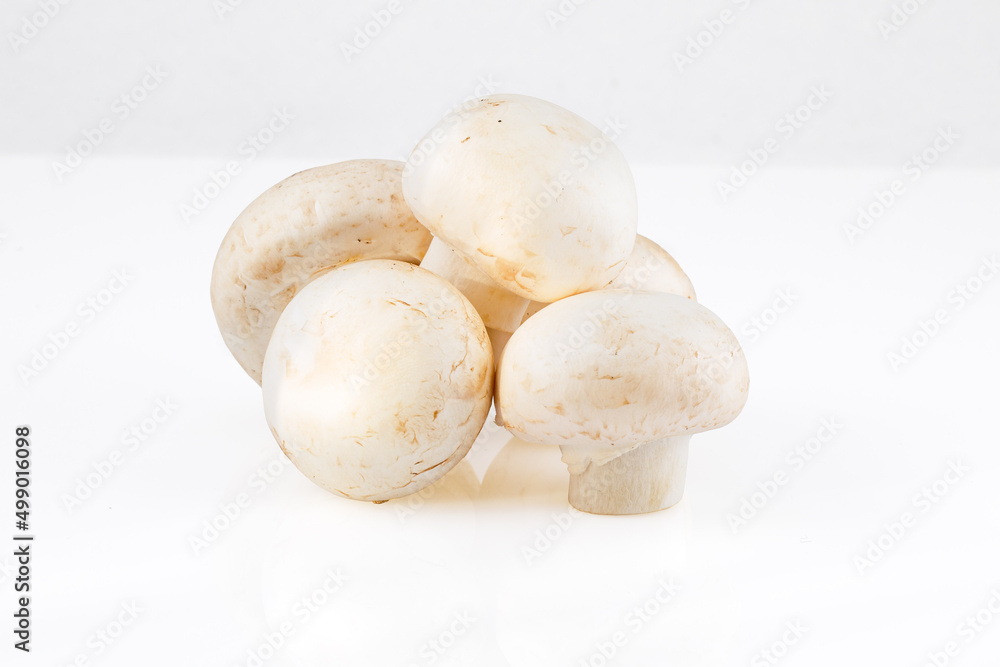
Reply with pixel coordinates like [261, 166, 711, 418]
[2, 154, 999, 665]
[4, 1, 1000, 662]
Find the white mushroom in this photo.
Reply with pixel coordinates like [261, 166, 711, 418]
[521, 234, 696, 322]
[211, 159, 432, 384]
[262, 259, 493, 502]
[402, 94, 637, 354]
[495, 291, 749, 515]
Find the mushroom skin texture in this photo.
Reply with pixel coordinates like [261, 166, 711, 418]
[495, 290, 749, 515]
[521, 234, 696, 322]
[403, 94, 638, 347]
[211, 159, 432, 384]
[262, 260, 493, 503]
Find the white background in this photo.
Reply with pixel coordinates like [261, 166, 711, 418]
[2, 1, 1000, 665]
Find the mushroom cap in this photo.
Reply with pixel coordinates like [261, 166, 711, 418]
[402, 94, 637, 303]
[496, 291, 748, 449]
[262, 260, 493, 502]
[521, 234, 696, 322]
[211, 159, 432, 384]
[605, 235, 696, 299]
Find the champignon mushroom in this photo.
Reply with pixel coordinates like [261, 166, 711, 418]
[402, 94, 638, 355]
[211, 159, 432, 384]
[521, 234, 696, 322]
[495, 290, 749, 515]
[262, 259, 493, 502]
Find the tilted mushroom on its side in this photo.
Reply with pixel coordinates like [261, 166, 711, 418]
[521, 234, 696, 322]
[211, 159, 432, 384]
[495, 290, 749, 515]
[262, 260, 494, 503]
[402, 94, 637, 355]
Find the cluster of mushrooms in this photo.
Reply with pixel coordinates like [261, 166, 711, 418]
[211, 94, 749, 515]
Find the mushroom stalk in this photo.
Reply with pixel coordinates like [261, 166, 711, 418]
[485, 328, 514, 364]
[563, 435, 690, 515]
[419, 237, 528, 353]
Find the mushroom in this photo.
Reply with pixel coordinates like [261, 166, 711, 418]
[495, 290, 749, 515]
[402, 94, 637, 355]
[521, 234, 697, 322]
[262, 259, 493, 502]
[211, 159, 432, 384]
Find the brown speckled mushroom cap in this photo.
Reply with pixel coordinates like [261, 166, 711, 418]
[262, 260, 493, 502]
[496, 290, 748, 471]
[522, 234, 697, 322]
[402, 94, 637, 304]
[604, 235, 696, 299]
[211, 159, 432, 384]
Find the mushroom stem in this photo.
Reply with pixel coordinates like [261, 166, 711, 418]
[486, 327, 513, 362]
[564, 435, 690, 515]
[420, 238, 528, 336]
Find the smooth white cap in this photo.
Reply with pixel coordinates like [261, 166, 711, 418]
[402, 94, 637, 303]
[211, 159, 432, 384]
[262, 260, 494, 502]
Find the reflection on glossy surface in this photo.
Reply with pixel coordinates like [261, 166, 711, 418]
[386, 457, 481, 507]
[483, 437, 695, 666]
[251, 457, 484, 665]
[480, 437, 570, 508]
